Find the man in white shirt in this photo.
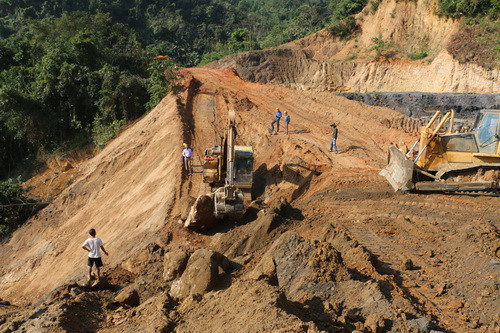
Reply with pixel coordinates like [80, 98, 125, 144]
[82, 228, 108, 282]
[182, 143, 193, 174]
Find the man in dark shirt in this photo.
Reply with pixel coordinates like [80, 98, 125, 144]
[330, 123, 339, 153]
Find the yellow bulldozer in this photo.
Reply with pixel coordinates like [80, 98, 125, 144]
[380, 109, 500, 193]
[185, 110, 254, 229]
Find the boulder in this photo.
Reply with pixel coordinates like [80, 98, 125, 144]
[408, 317, 431, 332]
[169, 249, 218, 299]
[184, 194, 218, 229]
[364, 313, 386, 333]
[115, 286, 140, 307]
[250, 231, 350, 302]
[163, 250, 189, 281]
[121, 249, 151, 274]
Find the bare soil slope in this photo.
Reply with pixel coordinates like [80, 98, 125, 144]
[1, 66, 498, 333]
[0, 94, 185, 304]
[211, 0, 499, 93]
[0, 67, 414, 305]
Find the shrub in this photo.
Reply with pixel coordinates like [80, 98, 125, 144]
[92, 116, 125, 150]
[446, 18, 499, 69]
[328, 16, 359, 40]
[407, 51, 428, 60]
[371, 34, 397, 59]
[370, 0, 381, 13]
[0, 177, 37, 237]
[437, 0, 498, 18]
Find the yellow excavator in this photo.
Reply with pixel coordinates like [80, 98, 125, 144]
[202, 110, 253, 213]
[380, 109, 500, 192]
[185, 110, 254, 229]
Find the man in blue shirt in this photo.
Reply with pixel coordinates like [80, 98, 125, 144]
[283, 111, 290, 134]
[270, 108, 282, 134]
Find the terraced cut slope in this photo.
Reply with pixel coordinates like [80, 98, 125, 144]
[0, 66, 498, 332]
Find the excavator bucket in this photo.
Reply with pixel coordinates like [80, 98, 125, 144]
[214, 186, 245, 215]
[379, 146, 415, 191]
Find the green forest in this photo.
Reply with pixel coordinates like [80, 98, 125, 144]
[0, 0, 498, 235]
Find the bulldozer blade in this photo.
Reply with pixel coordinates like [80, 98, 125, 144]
[379, 146, 415, 191]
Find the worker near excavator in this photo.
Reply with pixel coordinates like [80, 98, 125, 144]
[284, 111, 290, 134]
[270, 108, 282, 134]
[182, 143, 193, 174]
[82, 228, 108, 283]
[329, 123, 339, 153]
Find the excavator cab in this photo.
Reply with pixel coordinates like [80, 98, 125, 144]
[380, 109, 500, 192]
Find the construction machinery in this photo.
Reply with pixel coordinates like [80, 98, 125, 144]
[185, 110, 253, 229]
[202, 110, 254, 214]
[380, 109, 500, 193]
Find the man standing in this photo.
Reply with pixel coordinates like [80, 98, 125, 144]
[82, 228, 108, 282]
[270, 108, 282, 134]
[329, 123, 339, 153]
[182, 143, 193, 174]
[283, 111, 290, 134]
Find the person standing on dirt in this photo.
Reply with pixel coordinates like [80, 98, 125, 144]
[284, 111, 290, 134]
[329, 123, 339, 153]
[82, 228, 108, 282]
[270, 108, 282, 134]
[182, 143, 193, 174]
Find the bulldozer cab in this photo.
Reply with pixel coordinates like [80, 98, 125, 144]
[472, 110, 500, 154]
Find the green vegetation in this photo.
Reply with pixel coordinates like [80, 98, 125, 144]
[447, 18, 499, 69]
[328, 16, 359, 39]
[0, 177, 37, 236]
[407, 52, 428, 60]
[370, 0, 381, 13]
[371, 34, 397, 60]
[436, 0, 498, 69]
[327, 0, 367, 39]
[437, 0, 498, 18]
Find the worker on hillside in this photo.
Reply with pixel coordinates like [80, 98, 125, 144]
[283, 111, 290, 134]
[270, 108, 282, 134]
[329, 123, 339, 153]
[182, 143, 193, 174]
[82, 228, 108, 284]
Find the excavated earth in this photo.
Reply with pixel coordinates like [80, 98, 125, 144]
[0, 66, 498, 333]
[1, 1, 499, 332]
